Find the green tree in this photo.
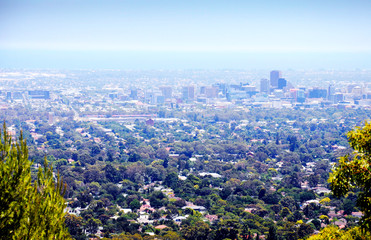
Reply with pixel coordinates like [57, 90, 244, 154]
[129, 199, 141, 211]
[163, 172, 179, 189]
[329, 121, 371, 231]
[86, 217, 101, 234]
[149, 191, 167, 208]
[297, 223, 314, 239]
[65, 213, 84, 239]
[266, 225, 278, 240]
[104, 163, 121, 183]
[240, 221, 252, 240]
[280, 207, 291, 219]
[342, 199, 356, 215]
[0, 125, 71, 239]
[215, 219, 240, 240]
[279, 196, 297, 212]
[307, 225, 371, 240]
[162, 231, 183, 240]
[181, 221, 210, 240]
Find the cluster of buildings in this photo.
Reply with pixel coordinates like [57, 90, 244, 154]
[106, 70, 371, 108]
[1, 70, 370, 112]
[260, 70, 370, 107]
[1, 90, 50, 101]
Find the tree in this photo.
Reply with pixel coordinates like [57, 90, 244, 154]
[329, 121, 371, 231]
[240, 220, 252, 240]
[77, 190, 93, 208]
[162, 231, 183, 240]
[0, 125, 71, 239]
[279, 196, 297, 212]
[280, 207, 291, 218]
[181, 221, 210, 240]
[215, 219, 240, 240]
[297, 223, 314, 239]
[65, 213, 84, 239]
[128, 152, 141, 162]
[342, 199, 356, 215]
[307, 174, 320, 188]
[164, 172, 179, 189]
[105, 163, 121, 183]
[307, 225, 371, 240]
[266, 225, 278, 240]
[149, 191, 167, 208]
[129, 199, 141, 211]
[288, 135, 299, 152]
[86, 217, 101, 234]
[303, 203, 320, 219]
[104, 182, 121, 200]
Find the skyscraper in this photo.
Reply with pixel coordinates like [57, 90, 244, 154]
[278, 78, 287, 89]
[270, 70, 282, 88]
[130, 89, 138, 100]
[205, 87, 219, 98]
[182, 86, 195, 100]
[160, 86, 173, 99]
[328, 84, 335, 101]
[260, 78, 269, 93]
[308, 88, 327, 99]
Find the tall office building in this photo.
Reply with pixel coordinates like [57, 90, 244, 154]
[308, 88, 327, 99]
[270, 70, 282, 88]
[160, 86, 173, 99]
[260, 78, 269, 93]
[145, 90, 162, 104]
[278, 78, 287, 89]
[334, 93, 344, 103]
[328, 84, 335, 101]
[182, 86, 195, 100]
[205, 87, 219, 98]
[130, 89, 138, 100]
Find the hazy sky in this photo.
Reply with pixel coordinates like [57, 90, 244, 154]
[1, 0, 371, 69]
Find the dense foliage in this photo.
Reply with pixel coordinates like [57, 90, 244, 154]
[329, 121, 371, 231]
[0, 124, 71, 239]
[2, 106, 371, 239]
[307, 225, 370, 240]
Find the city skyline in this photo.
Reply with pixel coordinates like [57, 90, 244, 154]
[1, 0, 371, 69]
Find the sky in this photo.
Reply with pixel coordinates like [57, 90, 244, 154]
[1, 0, 371, 69]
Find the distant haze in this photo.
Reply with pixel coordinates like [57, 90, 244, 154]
[1, 0, 371, 70]
[1, 50, 371, 70]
